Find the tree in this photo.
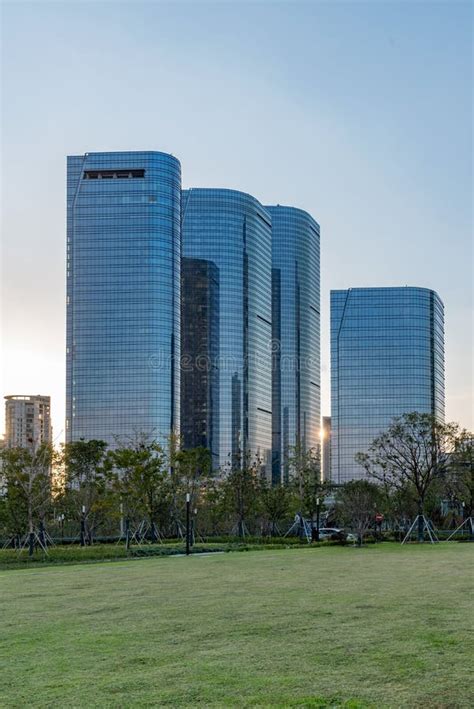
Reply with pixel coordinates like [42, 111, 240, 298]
[288, 445, 328, 539]
[197, 477, 228, 537]
[0, 444, 54, 555]
[62, 439, 111, 544]
[445, 432, 473, 518]
[259, 478, 292, 536]
[222, 451, 261, 538]
[0, 452, 28, 542]
[381, 484, 417, 541]
[356, 412, 459, 541]
[109, 435, 170, 542]
[336, 480, 382, 547]
[171, 446, 213, 531]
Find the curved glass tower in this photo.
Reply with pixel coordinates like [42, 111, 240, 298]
[181, 189, 272, 472]
[66, 151, 181, 446]
[267, 206, 321, 484]
[330, 286, 445, 483]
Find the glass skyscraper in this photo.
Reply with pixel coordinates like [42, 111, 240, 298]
[66, 151, 181, 446]
[181, 189, 272, 472]
[330, 287, 445, 484]
[267, 206, 320, 484]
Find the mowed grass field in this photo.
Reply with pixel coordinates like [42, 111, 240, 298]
[1, 544, 472, 708]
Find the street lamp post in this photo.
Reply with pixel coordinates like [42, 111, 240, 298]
[80, 505, 86, 547]
[125, 516, 130, 551]
[192, 508, 197, 546]
[315, 497, 320, 542]
[119, 502, 124, 538]
[185, 493, 191, 556]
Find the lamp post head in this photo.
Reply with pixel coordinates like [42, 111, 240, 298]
[186, 493, 190, 503]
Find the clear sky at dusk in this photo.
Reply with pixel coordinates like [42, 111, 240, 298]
[1, 0, 472, 441]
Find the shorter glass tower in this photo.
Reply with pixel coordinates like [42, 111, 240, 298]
[181, 189, 272, 472]
[330, 287, 445, 484]
[267, 206, 320, 485]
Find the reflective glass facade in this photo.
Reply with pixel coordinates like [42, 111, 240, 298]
[66, 151, 181, 446]
[267, 206, 320, 484]
[322, 416, 331, 481]
[330, 287, 445, 483]
[181, 189, 272, 471]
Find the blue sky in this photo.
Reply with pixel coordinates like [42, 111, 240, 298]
[1, 0, 472, 439]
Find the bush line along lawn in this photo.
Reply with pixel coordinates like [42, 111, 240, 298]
[0, 539, 319, 570]
[1, 543, 473, 707]
[0, 538, 442, 571]
[0, 538, 470, 570]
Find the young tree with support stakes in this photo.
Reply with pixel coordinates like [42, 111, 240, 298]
[171, 446, 212, 532]
[258, 477, 292, 536]
[288, 445, 328, 540]
[356, 412, 460, 542]
[381, 484, 417, 542]
[109, 435, 170, 543]
[196, 477, 228, 537]
[0, 444, 54, 555]
[336, 479, 382, 546]
[62, 439, 111, 545]
[445, 432, 473, 539]
[448, 432, 473, 515]
[222, 450, 261, 538]
[0, 462, 28, 546]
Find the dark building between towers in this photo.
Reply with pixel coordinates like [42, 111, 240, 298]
[180, 258, 220, 468]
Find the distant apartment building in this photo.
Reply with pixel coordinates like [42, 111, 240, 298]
[66, 151, 181, 446]
[181, 188, 272, 473]
[322, 416, 331, 481]
[330, 287, 445, 484]
[267, 206, 320, 484]
[4, 395, 52, 450]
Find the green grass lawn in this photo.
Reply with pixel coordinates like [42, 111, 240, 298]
[1, 544, 472, 708]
